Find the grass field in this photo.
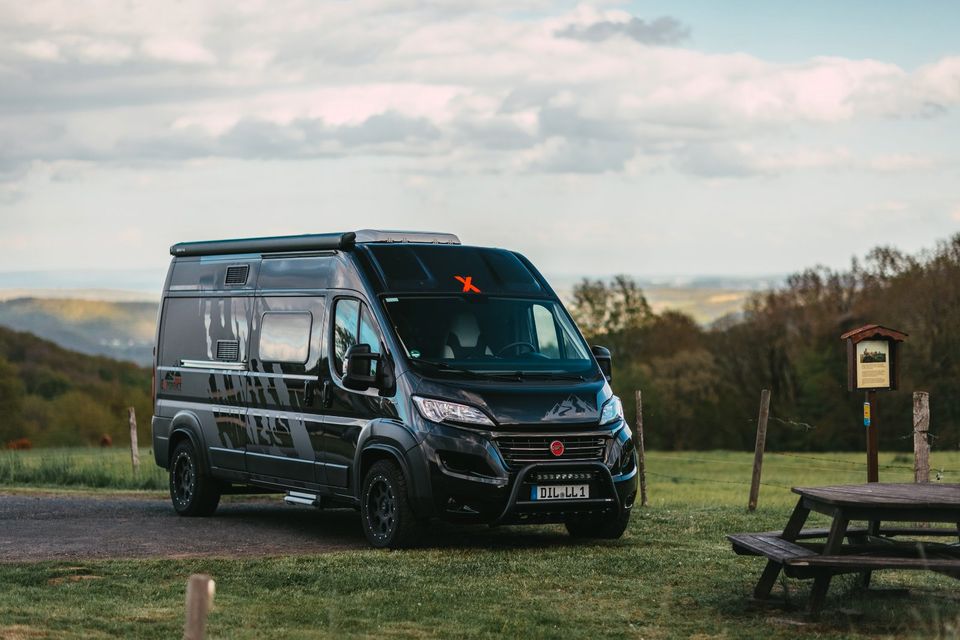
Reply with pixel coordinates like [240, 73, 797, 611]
[1, 448, 959, 639]
[0, 447, 167, 491]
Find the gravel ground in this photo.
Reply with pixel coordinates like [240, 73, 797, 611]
[0, 492, 365, 562]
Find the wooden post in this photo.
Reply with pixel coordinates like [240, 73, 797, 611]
[866, 391, 879, 483]
[635, 390, 647, 507]
[184, 574, 216, 640]
[128, 407, 140, 474]
[913, 391, 930, 483]
[748, 389, 771, 512]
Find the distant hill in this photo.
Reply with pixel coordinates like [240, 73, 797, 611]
[0, 298, 157, 366]
[0, 325, 151, 447]
[549, 274, 778, 325]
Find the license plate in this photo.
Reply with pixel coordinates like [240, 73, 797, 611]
[530, 484, 590, 501]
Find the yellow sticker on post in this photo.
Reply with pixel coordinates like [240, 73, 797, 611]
[863, 402, 871, 427]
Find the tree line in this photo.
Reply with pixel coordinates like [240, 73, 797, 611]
[571, 234, 960, 452]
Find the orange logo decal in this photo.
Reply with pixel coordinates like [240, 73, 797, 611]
[455, 275, 480, 293]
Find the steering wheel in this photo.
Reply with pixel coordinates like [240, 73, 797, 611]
[496, 341, 537, 357]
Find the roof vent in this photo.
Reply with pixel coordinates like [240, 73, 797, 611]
[224, 265, 249, 287]
[216, 340, 240, 362]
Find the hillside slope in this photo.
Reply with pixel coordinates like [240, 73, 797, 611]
[0, 298, 156, 365]
[0, 326, 151, 447]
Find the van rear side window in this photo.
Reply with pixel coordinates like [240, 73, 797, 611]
[160, 297, 251, 365]
[259, 312, 312, 363]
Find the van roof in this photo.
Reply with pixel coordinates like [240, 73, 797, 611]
[169, 229, 461, 257]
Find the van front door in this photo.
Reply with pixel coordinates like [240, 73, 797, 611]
[246, 296, 326, 486]
[319, 297, 392, 491]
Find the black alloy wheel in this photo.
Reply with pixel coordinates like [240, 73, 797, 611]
[360, 460, 422, 549]
[169, 440, 221, 517]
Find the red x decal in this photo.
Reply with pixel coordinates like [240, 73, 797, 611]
[455, 275, 480, 293]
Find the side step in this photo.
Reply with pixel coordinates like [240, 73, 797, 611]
[284, 491, 320, 507]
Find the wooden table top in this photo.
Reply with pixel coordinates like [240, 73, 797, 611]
[793, 483, 960, 509]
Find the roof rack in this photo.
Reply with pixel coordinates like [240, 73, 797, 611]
[169, 229, 460, 257]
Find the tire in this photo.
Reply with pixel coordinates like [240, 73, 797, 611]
[169, 440, 221, 517]
[565, 509, 631, 539]
[360, 459, 422, 549]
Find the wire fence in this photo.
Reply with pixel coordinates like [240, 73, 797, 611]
[640, 395, 960, 506]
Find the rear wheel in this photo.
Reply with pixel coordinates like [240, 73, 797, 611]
[169, 440, 221, 517]
[360, 460, 422, 549]
[565, 509, 631, 539]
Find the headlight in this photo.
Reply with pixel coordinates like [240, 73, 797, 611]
[599, 396, 623, 425]
[412, 396, 495, 427]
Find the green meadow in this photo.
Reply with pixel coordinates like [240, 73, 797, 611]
[1, 449, 958, 638]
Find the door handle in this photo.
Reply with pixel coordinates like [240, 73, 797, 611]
[321, 380, 333, 408]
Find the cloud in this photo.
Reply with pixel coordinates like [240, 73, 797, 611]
[866, 153, 937, 172]
[556, 16, 690, 45]
[0, 1, 958, 196]
[675, 143, 853, 178]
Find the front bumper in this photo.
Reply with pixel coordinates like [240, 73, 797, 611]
[410, 420, 638, 525]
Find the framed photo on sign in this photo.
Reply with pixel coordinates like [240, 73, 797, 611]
[856, 340, 890, 389]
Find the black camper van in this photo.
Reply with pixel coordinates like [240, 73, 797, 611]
[152, 230, 638, 548]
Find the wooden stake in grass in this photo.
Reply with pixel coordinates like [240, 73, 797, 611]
[748, 389, 771, 512]
[184, 574, 216, 640]
[128, 407, 140, 474]
[635, 389, 648, 507]
[913, 391, 930, 483]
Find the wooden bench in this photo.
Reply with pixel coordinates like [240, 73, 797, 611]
[788, 554, 960, 579]
[729, 533, 816, 562]
[755, 526, 960, 540]
[729, 532, 960, 595]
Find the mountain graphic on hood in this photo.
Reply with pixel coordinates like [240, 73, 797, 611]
[543, 394, 594, 421]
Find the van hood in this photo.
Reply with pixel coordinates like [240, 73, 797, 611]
[413, 376, 611, 428]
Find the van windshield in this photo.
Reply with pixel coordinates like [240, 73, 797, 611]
[381, 296, 598, 378]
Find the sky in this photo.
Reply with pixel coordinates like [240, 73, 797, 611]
[1, 0, 959, 284]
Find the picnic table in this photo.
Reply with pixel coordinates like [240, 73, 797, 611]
[729, 483, 960, 613]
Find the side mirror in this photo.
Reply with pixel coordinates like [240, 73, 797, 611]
[591, 345, 612, 382]
[343, 343, 380, 391]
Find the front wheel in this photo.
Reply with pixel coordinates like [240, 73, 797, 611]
[169, 440, 221, 517]
[360, 460, 423, 549]
[565, 509, 631, 539]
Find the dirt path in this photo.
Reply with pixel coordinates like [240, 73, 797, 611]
[0, 492, 365, 562]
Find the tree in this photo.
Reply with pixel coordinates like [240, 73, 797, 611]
[0, 356, 25, 442]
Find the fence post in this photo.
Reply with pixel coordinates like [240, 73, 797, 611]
[748, 389, 771, 512]
[184, 574, 216, 640]
[635, 390, 647, 507]
[913, 391, 930, 483]
[128, 407, 140, 474]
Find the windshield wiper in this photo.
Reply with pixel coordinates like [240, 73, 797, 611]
[508, 371, 587, 381]
[410, 358, 516, 381]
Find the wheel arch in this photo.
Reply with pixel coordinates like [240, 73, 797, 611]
[353, 419, 433, 519]
[167, 411, 210, 475]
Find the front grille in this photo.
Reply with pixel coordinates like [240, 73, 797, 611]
[495, 434, 607, 469]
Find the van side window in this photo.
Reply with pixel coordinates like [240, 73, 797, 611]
[333, 299, 383, 378]
[359, 305, 382, 377]
[333, 299, 360, 376]
[532, 304, 560, 359]
[259, 312, 312, 363]
[160, 297, 250, 365]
